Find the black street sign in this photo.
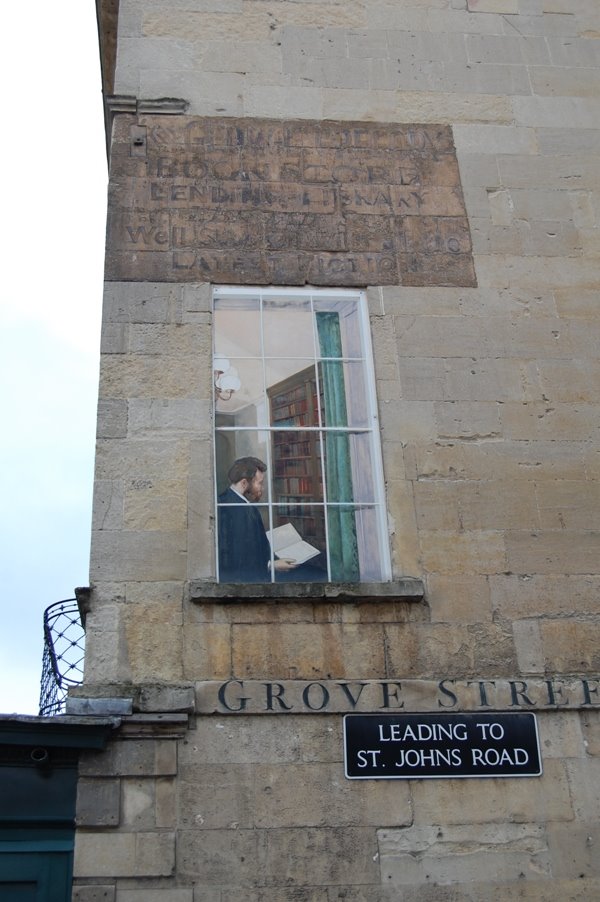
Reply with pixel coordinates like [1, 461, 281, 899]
[344, 712, 542, 779]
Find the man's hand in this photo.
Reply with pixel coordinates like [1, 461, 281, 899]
[273, 558, 298, 571]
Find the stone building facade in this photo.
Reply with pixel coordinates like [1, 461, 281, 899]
[72, 1, 600, 898]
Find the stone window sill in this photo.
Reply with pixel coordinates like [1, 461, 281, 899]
[188, 578, 424, 604]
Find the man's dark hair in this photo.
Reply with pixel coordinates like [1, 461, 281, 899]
[228, 456, 267, 484]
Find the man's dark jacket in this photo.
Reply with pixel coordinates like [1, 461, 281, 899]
[218, 487, 271, 582]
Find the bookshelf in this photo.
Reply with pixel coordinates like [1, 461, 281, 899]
[268, 366, 326, 563]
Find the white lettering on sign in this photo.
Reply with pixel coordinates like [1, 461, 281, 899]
[395, 748, 463, 768]
[344, 713, 542, 780]
[471, 747, 529, 767]
[378, 721, 468, 742]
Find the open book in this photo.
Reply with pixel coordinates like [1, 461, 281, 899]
[267, 523, 321, 565]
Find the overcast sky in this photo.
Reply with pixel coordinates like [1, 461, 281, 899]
[1, 2, 107, 714]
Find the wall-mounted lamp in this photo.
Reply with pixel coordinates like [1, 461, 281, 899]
[214, 354, 241, 401]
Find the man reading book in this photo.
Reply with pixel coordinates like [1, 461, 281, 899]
[217, 456, 298, 583]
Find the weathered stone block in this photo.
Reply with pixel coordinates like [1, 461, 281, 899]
[540, 619, 600, 673]
[581, 712, 600, 756]
[230, 622, 386, 679]
[180, 716, 303, 767]
[379, 400, 437, 443]
[92, 480, 124, 531]
[76, 605, 129, 685]
[192, 890, 328, 902]
[179, 763, 254, 829]
[72, 887, 115, 902]
[74, 831, 175, 878]
[384, 622, 516, 678]
[505, 531, 600, 576]
[123, 476, 187, 531]
[94, 438, 190, 481]
[80, 738, 177, 778]
[537, 711, 585, 759]
[467, 0, 518, 11]
[124, 602, 184, 681]
[536, 479, 600, 530]
[121, 776, 176, 829]
[490, 574, 600, 620]
[76, 778, 120, 827]
[99, 354, 206, 400]
[118, 892, 193, 902]
[138, 684, 195, 713]
[379, 823, 549, 888]
[427, 574, 492, 624]
[513, 619, 545, 673]
[434, 400, 502, 440]
[90, 530, 187, 582]
[177, 828, 262, 883]
[182, 622, 232, 681]
[366, 5, 428, 31]
[97, 399, 128, 438]
[411, 759, 572, 825]
[547, 823, 600, 879]
[531, 66, 600, 98]
[128, 323, 210, 358]
[413, 481, 461, 532]
[450, 479, 538, 533]
[250, 762, 411, 829]
[501, 403, 600, 443]
[103, 282, 186, 324]
[444, 357, 525, 402]
[419, 530, 506, 575]
[260, 827, 380, 886]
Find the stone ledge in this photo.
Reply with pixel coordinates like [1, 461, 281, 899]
[66, 697, 133, 717]
[188, 578, 425, 603]
[119, 713, 190, 740]
[106, 95, 189, 115]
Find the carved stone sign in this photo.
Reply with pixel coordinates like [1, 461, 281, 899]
[106, 115, 476, 287]
[196, 676, 600, 715]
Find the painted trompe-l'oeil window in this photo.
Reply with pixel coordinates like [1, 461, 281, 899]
[214, 287, 391, 584]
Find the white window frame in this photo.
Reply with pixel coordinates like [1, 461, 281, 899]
[213, 285, 392, 583]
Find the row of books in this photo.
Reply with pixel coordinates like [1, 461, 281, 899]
[274, 476, 317, 494]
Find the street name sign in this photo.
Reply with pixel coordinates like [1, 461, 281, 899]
[344, 712, 542, 779]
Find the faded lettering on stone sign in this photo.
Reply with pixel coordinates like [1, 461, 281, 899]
[106, 115, 476, 288]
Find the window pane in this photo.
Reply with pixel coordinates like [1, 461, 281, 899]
[270, 503, 328, 581]
[214, 294, 261, 358]
[322, 431, 354, 504]
[267, 360, 318, 425]
[354, 506, 386, 582]
[271, 430, 323, 504]
[263, 295, 314, 358]
[313, 296, 363, 358]
[326, 504, 360, 582]
[318, 361, 369, 428]
[215, 430, 271, 503]
[215, 358, 268, 425]
[346, 432, 378, 503]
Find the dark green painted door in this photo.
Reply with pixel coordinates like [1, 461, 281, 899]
[0, 851, 72, 902]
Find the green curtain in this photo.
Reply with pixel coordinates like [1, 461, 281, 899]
[316, 312, 360, 582]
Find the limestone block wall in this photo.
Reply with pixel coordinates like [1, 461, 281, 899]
[74, 0, 600, 898]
